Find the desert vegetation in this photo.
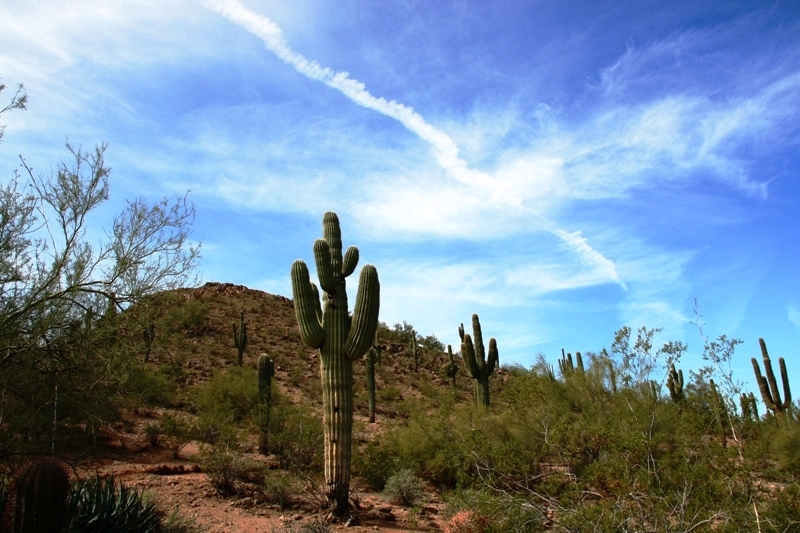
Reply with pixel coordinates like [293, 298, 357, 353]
[2, 83, 800, 532]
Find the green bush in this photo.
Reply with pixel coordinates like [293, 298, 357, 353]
[352, 441, 398, 491]
[195, 366, 258, 424]
[199, 445, 265, 496]
[266, 393, 323, 473]
[383, 469, 426, 507]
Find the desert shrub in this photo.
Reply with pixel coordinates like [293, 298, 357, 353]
[200, 445, 265, 496]
[64, 475, 161, 533]
[195, 366, 258, 424]
[352, 441, 398, 491]
[266, 393, 323, 473]
[156, 413, 195, 458]
[122, 362, 175, 407]
[261, 471, 297, 510]
[443, 488, 541, 533]
[383, 469, 426, 507]
[161, 509, 207, 533]
[160, 297, 209, 337]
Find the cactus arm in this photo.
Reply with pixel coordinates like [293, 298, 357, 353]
[471, 314, 486, 372]
[314, 239, 337, 294]
[486, 338, 498, 375]
[779, 358, 792, 408]
[760, 338, 784, 407]
[752, 357, 777, 410]
[344, 265, 380, 360]
[323, 211, 344, 272]
[291, 260, 325, 349]
[461, 334, 480, 378]
[342, 246, 359, 278]
[458, 323, 465, 341]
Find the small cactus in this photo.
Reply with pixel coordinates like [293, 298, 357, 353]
[709, 380, 727, 448]
[751, 338, 792, 422]
[666, 362, 684, 403]
[13, 457, 70, 533]
[233, 310, 247, 366]
[459, 314, 498, 407]
[258, 354, 275, 454]
[444, 345, 459, 388]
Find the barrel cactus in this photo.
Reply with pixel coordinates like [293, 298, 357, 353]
[458, 314, 498, 407]
[290, 212, 380, 515]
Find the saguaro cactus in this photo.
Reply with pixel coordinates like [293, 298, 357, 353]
[459, 314, 498, 407]
[410, 329, 419, 372]
[233, 310, 247, 366]
[751, 338, 792, 422]
[258, 354, 275, 454]
[666, 362, 684, 403]
[444, 344, 459, 388]
[740, 391, 758, 422]
[143, 318, 155, 363]
[558, 349, 584, 377]
[290, 212, 380, 516]
[366, 340, 379, 423]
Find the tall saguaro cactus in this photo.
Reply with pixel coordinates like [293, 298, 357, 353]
[258, 353, 275, 454]
[459, 314, 498, 407]
[666, 362, 684, 403]
[290, 212, 380, 516]
[366, 340, 379, 423]
[751, 337, 792, 422]
[233, 310, 247, 366]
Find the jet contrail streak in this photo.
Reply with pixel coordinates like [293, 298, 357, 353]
[204, 0, 493, 189]
[204, 0, 626, 290]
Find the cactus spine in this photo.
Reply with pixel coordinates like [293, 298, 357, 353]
[290, 212, 380, 516]
[459, 314, 498, 407]
[258, 354, 275, 454]
[751, 338, 792, 422]
[445, 344, 458, 388]
[666, 362, 684, 403]
[233, 310, 247, 366]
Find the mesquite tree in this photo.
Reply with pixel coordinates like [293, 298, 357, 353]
[290, 212, 380, 516]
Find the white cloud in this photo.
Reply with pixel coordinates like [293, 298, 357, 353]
[788, 304, 800, 331]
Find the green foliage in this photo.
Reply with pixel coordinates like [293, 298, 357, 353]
[161, 509, 207, 533]
[195, 366, 258, 425]
[265, 392, 324, 473]
[199, 446, 265, 496]
[258, 354, 275, 453]
[352, 441, 398, 491]
[64, 475, 162, 533]
[261, 472, 297, 510]
[383, 469, 426, 507]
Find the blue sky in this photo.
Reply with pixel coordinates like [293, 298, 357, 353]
[2, 0, 800, 399]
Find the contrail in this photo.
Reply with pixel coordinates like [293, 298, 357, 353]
[204, 0, 626, 290]
[203, 0, 492, 190]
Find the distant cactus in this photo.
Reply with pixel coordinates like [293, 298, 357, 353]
[232, 310, 247, 366]
[142, 318, 155, 363]
[558, 349, 584, 377]
[666, 362, 684, 403]
[366, 339, 379, 423]
[444, 345, 459, 388]
[13, 457, 70, 533]
[751, 338, 792, 422]
[459, 314, 498, 407]
[709, 380, 727, 448]
[258, 354, 275, 454]
[740, 391, 758, 422]
[410, 330, 419, 372]
[290, 212, 380, 516]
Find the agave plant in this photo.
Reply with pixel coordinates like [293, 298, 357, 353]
[64, 475, 162, 533]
